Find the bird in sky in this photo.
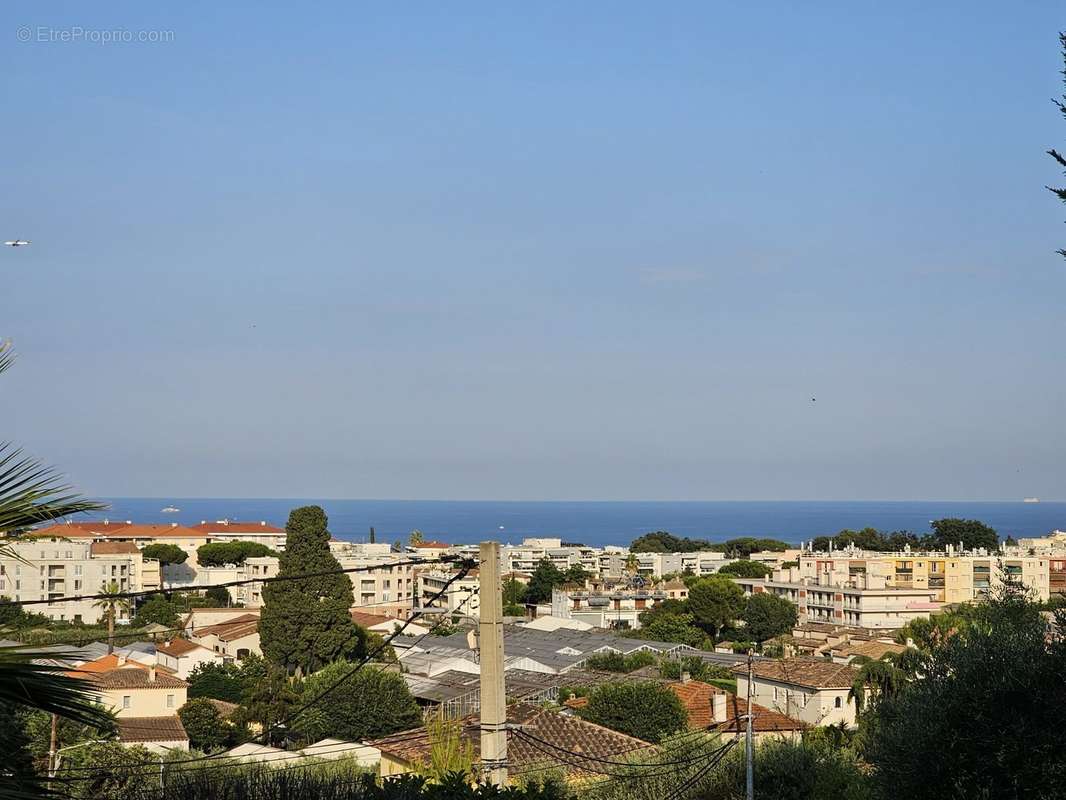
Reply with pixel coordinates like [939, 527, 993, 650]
[4, 239, 30, 247]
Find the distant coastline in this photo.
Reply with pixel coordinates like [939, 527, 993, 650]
[88, 498, 1066, 547]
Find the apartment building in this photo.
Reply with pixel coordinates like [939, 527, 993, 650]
[235, 552, 418, 616]
[733, 568, 942, 629]
[419, 570, 480, 618]
[0, 536, 160, 623]
[797, 548, 1051, 603]
[548, 586, 669, 629]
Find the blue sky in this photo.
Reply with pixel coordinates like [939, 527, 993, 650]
[2, 2, 1064, 500]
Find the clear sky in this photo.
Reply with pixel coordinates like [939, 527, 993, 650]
[3, 2, 1064, 501]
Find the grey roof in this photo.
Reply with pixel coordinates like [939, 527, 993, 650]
[401, 624, 690, 675]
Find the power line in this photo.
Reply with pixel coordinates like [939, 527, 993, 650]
[3, 556, 452, 607]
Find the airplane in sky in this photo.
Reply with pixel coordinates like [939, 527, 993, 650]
[4, 239, 31, 247]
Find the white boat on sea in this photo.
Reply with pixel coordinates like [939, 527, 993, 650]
[1023, 497, 1039, 504]
[161, 505, 181, 513]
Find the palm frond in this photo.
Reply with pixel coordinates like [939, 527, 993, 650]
[0, 444, 107, 537]
[0, 647, 112, 727]
[0, 340, 13, 377]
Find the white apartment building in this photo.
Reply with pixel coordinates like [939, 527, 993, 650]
[419, 570, 480, 618]
[733, 566, 942, 629]
[0, 536, 160, 624]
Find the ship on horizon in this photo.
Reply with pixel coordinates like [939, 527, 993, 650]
[161, 505, 181, 513]
[1023, 497, 1040, 504]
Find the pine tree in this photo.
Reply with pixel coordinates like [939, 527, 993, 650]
[259, 505, 365, 675]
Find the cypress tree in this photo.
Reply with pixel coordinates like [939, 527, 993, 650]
[259, 505, 365, 675]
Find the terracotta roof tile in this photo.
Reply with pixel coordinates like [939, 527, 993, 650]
[117, 716, 188, 743]
[157, 638, 212, 657]
[732, 657, 858, 689]
[668, 680, 725, 729]
[86, 668, 187, 690]
[191, 521, 284, 533]
[720, 695, 809, 734]
[90, 541, 140, 555]
[371, 702, 651, 776]
[194, 614, 259, 641]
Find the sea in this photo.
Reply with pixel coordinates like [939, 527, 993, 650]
[90, 499, 1066, 548]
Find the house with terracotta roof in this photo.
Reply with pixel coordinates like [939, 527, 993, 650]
[156, 637, 223, 678]
[667, 678, 807, 742]
[829, 639, 906, 665]
[371, 703, 651, 782]
[188, 613, 261, 660]
[732, 657, 861, 727]
[71, 654, 190, 752]
[350, 609, 430, 637]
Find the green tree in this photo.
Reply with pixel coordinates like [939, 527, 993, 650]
[141, 543, 187, 567]
[187, 661, 243, 703]
[503, 578, 527, 606]
[54, 741, 157, 800]
[415, 716, 476, 782]
[629, 613, 710, 649]
[178, 698, 228, 751]
[927, 518, 998, 551]
[578, 682, 687, 742]
[131, 594, 179, 628]
[563, 564, 589, 584]
[863, 587, 1066, 799]
[409, 529, 424, 546]
[687, 577, 745, 639]
[525, 559, 566, 604]
[196, 541, 278, 567]
[259, 505, 365, 675]
[239, 665, 299, 746]
[1050, 32, 1066, 259]
[741, 593, 798, 643]
[204, 585, 232, 607]
[91, 581, 132, 655]
[292, 662, 422, 743]
[716, 560, 772, 579]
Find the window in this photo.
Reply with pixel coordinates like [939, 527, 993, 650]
[74, 565, 82, 576]
[773, 686, 779, 701]
[166, 695, 175, 708]
[122, 696, 131, 709]
[835, 696, 842, 709]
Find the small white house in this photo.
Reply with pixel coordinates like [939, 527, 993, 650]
[733, 658, 861, 727]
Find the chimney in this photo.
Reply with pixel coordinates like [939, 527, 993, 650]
[116, 653, 127, 666]
[680, 671, 691, 684]
[712, 692, 727, 723]
[148, 664, 157, 682]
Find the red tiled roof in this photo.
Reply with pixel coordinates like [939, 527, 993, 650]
[80, 667, 188, 689]
[721, 695, 809, 734]
[371, 703, 651, 777]
[732, 658, 859, 689]
[157, 638, 212, 657]
[350, 610, 393, 628]
[412, 541, 451, 549]
[668, 680, 725, 729]
[117, 716, 188, 743]
[194, 614, 259, 641]
[69, 654, 146, 674]
[207, 699, 239, 718]
[34, 523, 203, 540]
[191, 521, 284, 533]
[90, 541, 140, 555]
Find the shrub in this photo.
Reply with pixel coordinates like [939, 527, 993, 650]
[578, 682, 688, 742]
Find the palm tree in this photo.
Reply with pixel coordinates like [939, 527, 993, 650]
[408, 529, 425, 546]
[0, 340, 110, 799]
[847, 649, 925, 713]
[91, 582, 131, 655]
[625, 553, 638, 576]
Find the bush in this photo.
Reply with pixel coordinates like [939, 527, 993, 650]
[658, 656, 732, 682]
[716, 560, 772, 579]
[187, 661, 244, 703]
[578, 682, 688, 742]
[178, 698, 228, 751]
[132, 594, 179, 628]
[583, 650, 657, 673]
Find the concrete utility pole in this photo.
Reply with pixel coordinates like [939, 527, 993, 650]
[479, 541, 507, 786]
[47, 713, 58, 787]
[746, 650, 755, 800]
